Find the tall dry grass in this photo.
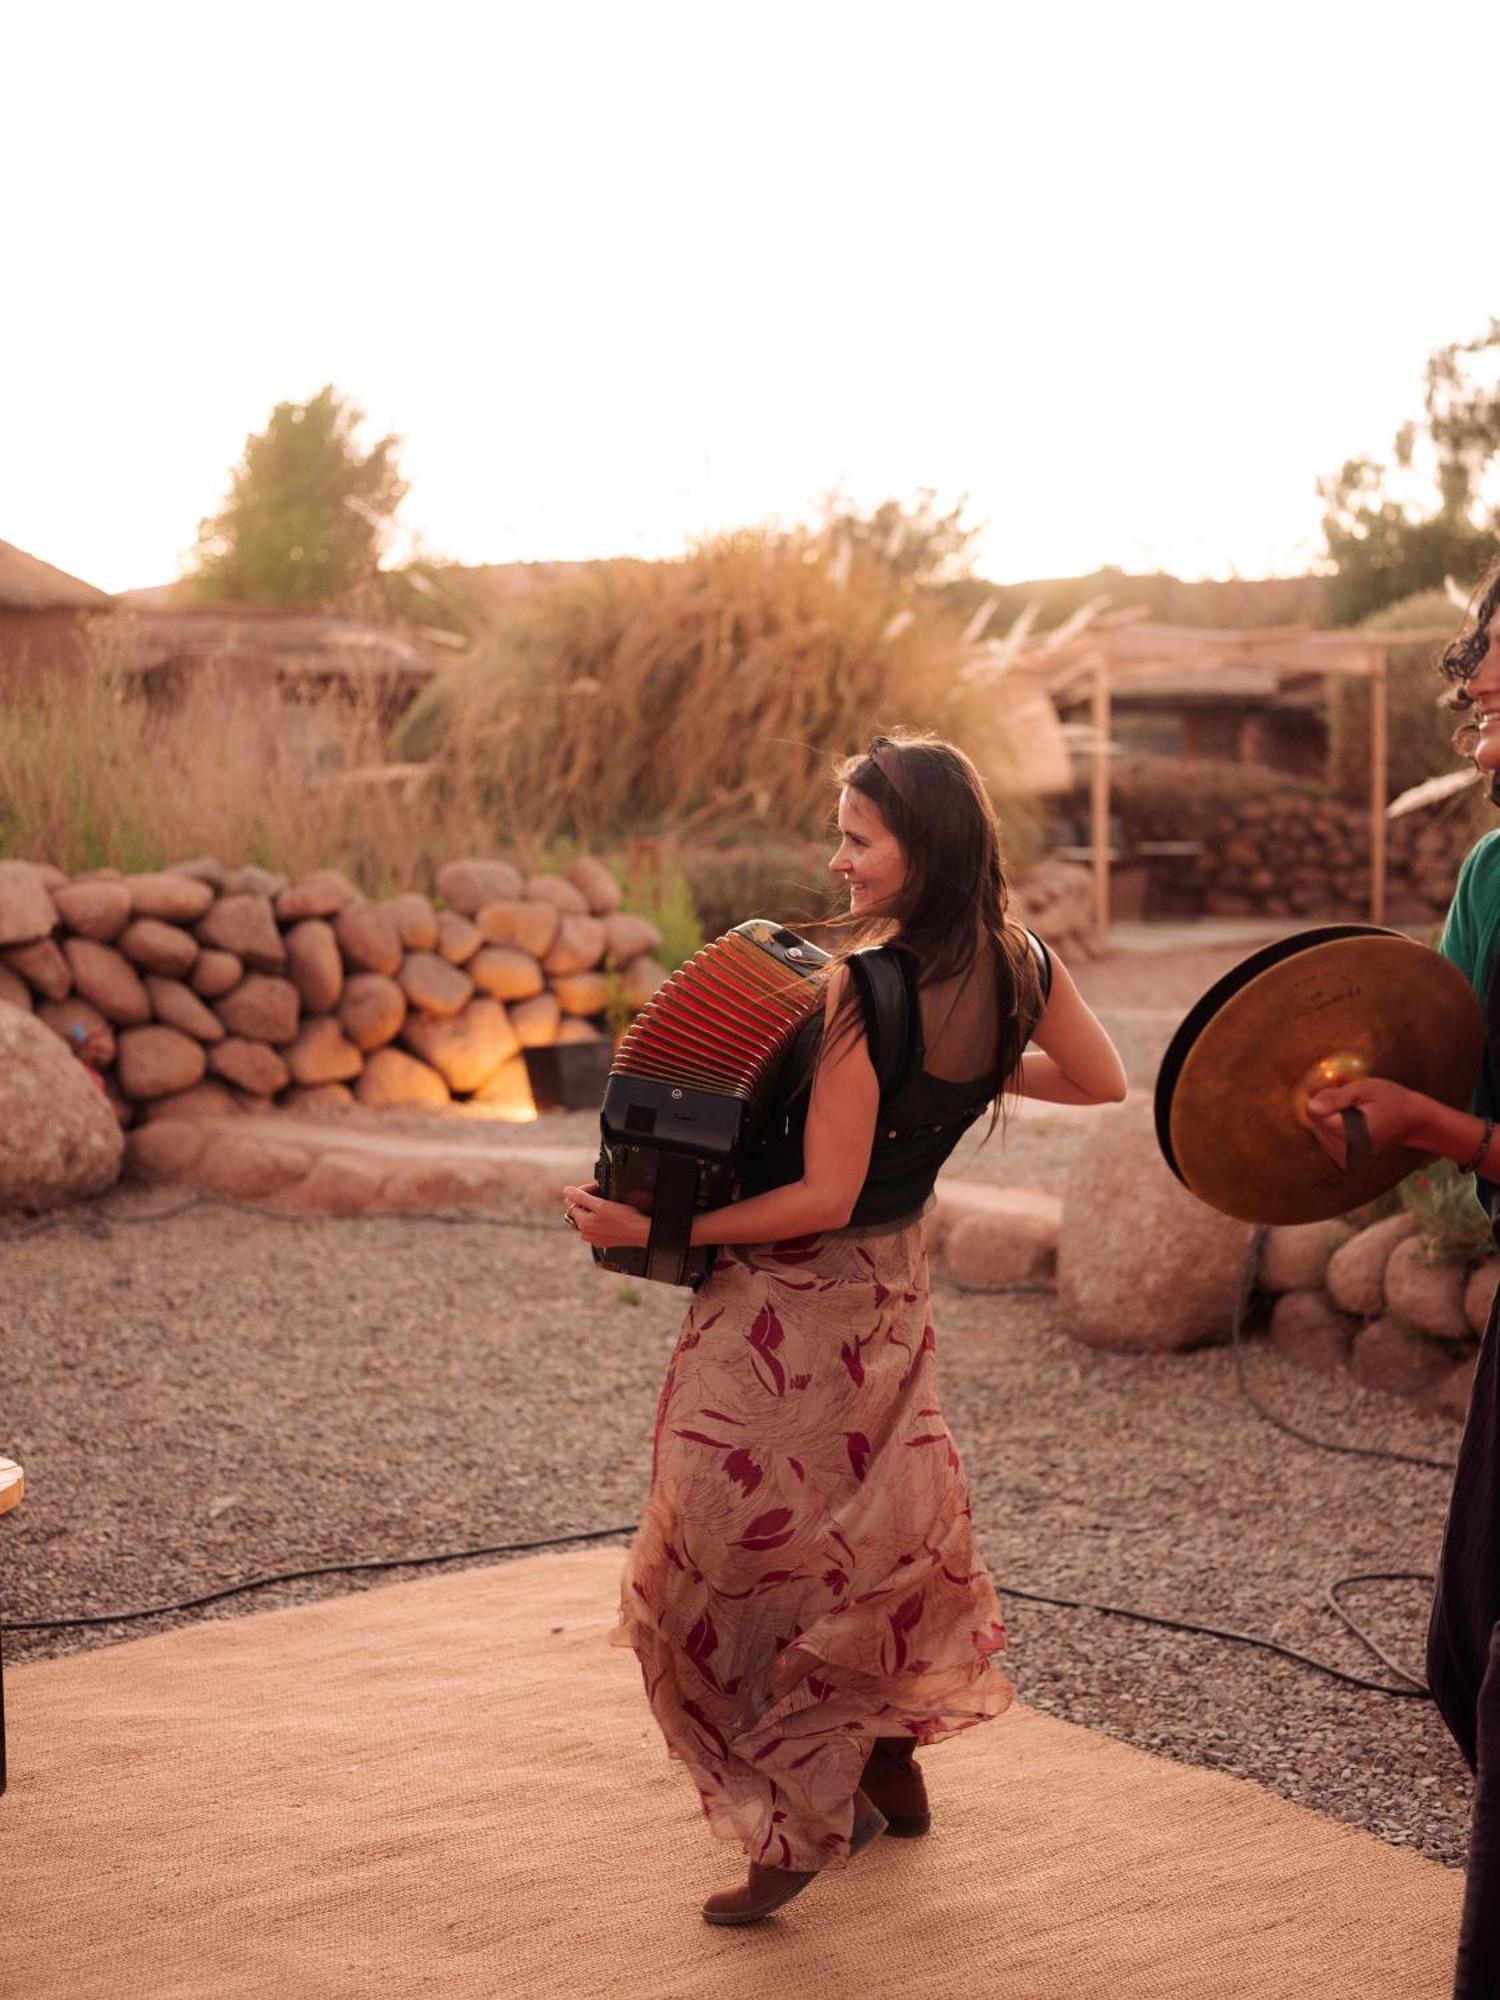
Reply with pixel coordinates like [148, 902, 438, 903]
[393, 528, 1046, 852]
[0, 665, 499, 893]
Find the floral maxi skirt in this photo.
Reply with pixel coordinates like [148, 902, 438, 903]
[610, 1224, 1012, 1873]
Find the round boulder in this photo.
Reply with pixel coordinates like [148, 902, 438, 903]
[190, 949, 243, 999]
[52, 879, 131, 941]
[355, 1047, 451, 1108]
[339, 973, 407, 1051]
[1268, 1291, 1358, 1376]
[145, 976, 226, 1044]
[436, 858, 524, 916]
[63, 939, 151, 1025]
[215, 974, 301, 1046]
[284, 919, 344, 1014]
[0, 965, 34, 1011]
[127, 872, 215, 923]
[526, 872, 590, 915]
[1057, 1098, 1256, 1351]
[509, 991, 562, 1048]
[435, 911, 482, 967]
[620, 954, 668, 1009]
[567, 856, 624, 914]
[1349, 1316, 1452, 1402]
[1257, 1219, 1357, 1295]
[543, 915, 607, 977]
[0, 861, 58, 948]
[398, 951, 474, 1018]
[197, 893, 286, 970]
[208, 1037, 291, 1096]
[0, 1005, 123, 1209]
[117, 917, 198, 978]
[475, 899, 559, 958]
[287, 1016, 365, 1087]
[387, 892, 439, 951]
[603, 911, 665, 964]
[1383, 1235, 1469, 1342]
[3, 937, 72, 1001]
[469, 946, 544, 1003]
[550, 971, 609, 1017]
[115, 1025, 208, 1101]
[334, 901, 403, 977]
[402, 996, 519, 1093]
[1325, 1213, 1419, 1318]
[275, 870, 362, 922]
[1466, 1259, 1500, 1337]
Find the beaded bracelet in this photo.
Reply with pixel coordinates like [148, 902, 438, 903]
[1459, 1114, 1495, 1178]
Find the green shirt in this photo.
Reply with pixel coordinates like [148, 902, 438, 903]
[1439, 827, 1500, 1118]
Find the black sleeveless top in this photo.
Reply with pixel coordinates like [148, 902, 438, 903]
[741, 931, 1053, 1229]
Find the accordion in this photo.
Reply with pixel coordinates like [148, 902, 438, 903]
[593, 919, 831, 1286]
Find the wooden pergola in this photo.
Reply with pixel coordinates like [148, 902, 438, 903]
[1000, 617, 1457, 946]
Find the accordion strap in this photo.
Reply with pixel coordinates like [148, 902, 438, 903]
[846, 945, 916, 1100]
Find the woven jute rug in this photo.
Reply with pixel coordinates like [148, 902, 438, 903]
[0, 1547, 1462, 1999]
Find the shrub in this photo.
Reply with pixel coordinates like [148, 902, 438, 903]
[1399, 1157, 1493, 1265]
[1327, 589, 1468, 806]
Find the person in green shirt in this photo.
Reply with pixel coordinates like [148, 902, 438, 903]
[1307, 558, 1500, 2000]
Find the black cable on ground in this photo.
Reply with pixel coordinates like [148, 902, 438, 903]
[0, 1189, 1451, 1696]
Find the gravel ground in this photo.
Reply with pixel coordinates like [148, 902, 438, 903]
[0, 928, 1474, 1870]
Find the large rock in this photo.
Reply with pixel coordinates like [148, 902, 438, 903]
[401, 996, 519, 1093]
[3, 937, 72, 1001]
[190, 949, 243, 999]
[1258, 1219, 1357, 1295]
[1268, 1291, 1358, 1376]
[145, 975, 226, 1044]
[435, 911, 482, 967]
[0, 861, 57, 948]
[334, 901, 403, 977]
[215, 973, 301, 1045]
[470, 1055, 536, 1118]
[943, 1187, 1063, 1289]
[469, 946, 544, 1003]
[543, 914, 607, 977]
[1383, 1235, 1469, 1342]
[208, 1037, 291, 1096]
[222, 865, 287, 900]
[556, 1017, 604, 1044]
[198, 893, 285, 970]
[1426, 1354, 1479, 1424]
[52, 879, 131, 941]
[127, 872, 214, 923]
[387, 892, 439, 951]
[620, 954, 668, 1009]
[166, 857, 227, 889]
[474, 899, 559, 958]
[526, 872, 589, 915]
[550, 971, 609, 1017]
[0, 965, 33, 1011]
[1349, 1316, 1452, 1402]
[436, 858, 524, 916]
[339, 972, 407, 1051]
[509, 990, 562, 1048]
[1466, 1260, 1500, 1337]
[1325, 1213, 1419, 1318]
[115, 1024, 208, 1101]
[287, 1016, 365, 1086]
[398, 951, 474, 1018]
[567, 856, 624, 914]
[0, 1005, 123, 1209]
[355, 1047, 451, 1108]
[117, 917, 198, 978]
[603, 911, 664, 963]
[275, 870, 361, 922]
[1057, 1098, 1256, 1351]
[284, 919, 344, 1013]
[63, 938, 151, 1025]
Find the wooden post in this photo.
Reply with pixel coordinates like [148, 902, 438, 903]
[1369, 646, 1387, 925]
[1091, 647, 1111, 947]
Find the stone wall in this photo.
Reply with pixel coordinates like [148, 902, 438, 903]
[0, 855, 667, 1125]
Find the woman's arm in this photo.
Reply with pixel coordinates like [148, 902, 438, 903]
[564, 966, 880, 1252]
[1018, 947, 1129, 1105]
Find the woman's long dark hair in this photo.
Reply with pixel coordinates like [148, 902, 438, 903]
[819, 731, 1042, 1119]
[1442, 557, 1500, 802]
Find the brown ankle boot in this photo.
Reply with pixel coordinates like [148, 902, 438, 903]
[858, 1737, 931, 1837]
[701, 1791, 886, 1925]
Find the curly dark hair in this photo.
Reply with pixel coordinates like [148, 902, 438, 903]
[1442, 557, 1500, 802]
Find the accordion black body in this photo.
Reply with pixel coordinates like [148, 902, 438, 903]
[593, 919, 831, 1286]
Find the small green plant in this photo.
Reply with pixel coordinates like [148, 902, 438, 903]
[1399, 1157, 1493, 1264]
[616, 1279, 642, 1307]
[620, 839, 704, 970]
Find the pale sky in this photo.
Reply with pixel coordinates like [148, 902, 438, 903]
[4, 0, 1498, 594]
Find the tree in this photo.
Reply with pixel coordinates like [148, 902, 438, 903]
[1319, 322, 1500, 625]
[190, 385, 408, 607]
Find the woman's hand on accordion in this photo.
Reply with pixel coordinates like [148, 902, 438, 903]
[563, 1181, 650, 1250]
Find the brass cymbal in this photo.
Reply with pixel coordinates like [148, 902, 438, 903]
[1155, 926, 1485, 1225]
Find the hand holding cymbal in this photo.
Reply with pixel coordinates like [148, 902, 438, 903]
[1155, 926, 1484, 1225]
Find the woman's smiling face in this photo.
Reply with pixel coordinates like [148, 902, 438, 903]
[829, 785, 908, 916]
[1465, 625, 1500, 772]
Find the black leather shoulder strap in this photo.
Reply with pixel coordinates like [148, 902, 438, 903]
[1025, 927, 1053, 1004]
[846, 945, 916, 1099]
